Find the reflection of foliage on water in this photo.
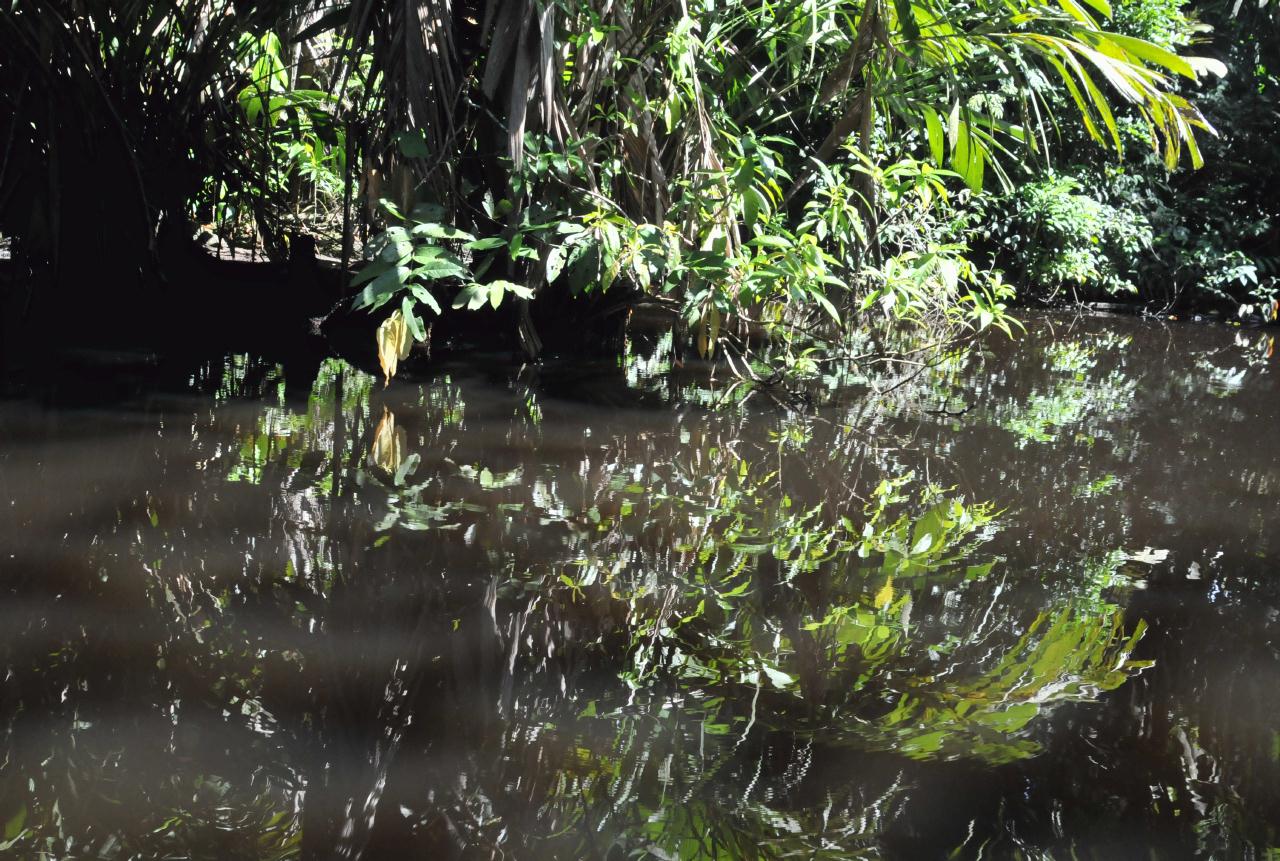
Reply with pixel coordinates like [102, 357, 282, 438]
[875, 605, 1149, 764]
[537, 463, 1151, 769]
[222, 357, 378, 487]
[998, 338, 1138, 446]
[0, 346, 1159, 859]
[1195, 331, 1274, 398]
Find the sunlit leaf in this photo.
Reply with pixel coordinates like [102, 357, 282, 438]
[376, 309, 412, 385]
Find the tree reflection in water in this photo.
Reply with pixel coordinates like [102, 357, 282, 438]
[1, 315, 1278, 858]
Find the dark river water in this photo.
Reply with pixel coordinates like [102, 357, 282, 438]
[1, 314, 1278, 859]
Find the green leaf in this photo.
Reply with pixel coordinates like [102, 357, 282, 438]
[1186, 56, 1228, 79]
[485, 279, 535, 300]
[1056, 0, 1101, 26]
[4, 805, 26, 842]
[748, 234, 793, 249]
[378, 198, 405, 221]
[452, 283, 489, 311]
[401, 295, 426, 340]
[810, 289, 842, 325]
[412, 256, 468, 282]
[380, 236, 413, 263]
[546, 245, 566, 283]
[951, 121, 986, 192]
[411, 222, 476, 242]
[395, 130, 431, 159]
[1095, 32, 1196, 79]
[351, 260, 391, 289]
[408, 284, 442, 316]
[892, 0, 921, 43]
[356, 265, 411, 311]
[923, 106, 946, 165]
[465, 237, 507, 251]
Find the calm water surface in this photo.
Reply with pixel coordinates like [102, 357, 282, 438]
[0, 314, 1277, 859]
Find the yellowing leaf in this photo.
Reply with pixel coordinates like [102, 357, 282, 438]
[376, 309, 412, 386]
[370, 407, 406, 474]
[874, 577, 894, 610]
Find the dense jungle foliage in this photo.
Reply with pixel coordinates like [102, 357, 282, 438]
[2, 4, 1280, 856]
[0, 0, 1276, 376]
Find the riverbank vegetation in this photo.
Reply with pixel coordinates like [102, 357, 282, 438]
[1, 0, 1276, 379]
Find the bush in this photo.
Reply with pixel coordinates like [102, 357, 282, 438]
[980, 173, 1154, 299]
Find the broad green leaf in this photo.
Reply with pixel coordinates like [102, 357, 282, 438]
[485, 279, 535, 300]
[412, 256, 468, 282]
[359, 265, 411, 312]
[761, 665, 795, 689]
[452, 283, 489, 311]
[412, 222, 476, 242]
[408, 284, 442, 315]
[748, 234, 794, 249]
[811, 289, 842, 325]
[395, 130, 431, 159]
[401, 296, 426, 340]
[380, 236, 413, 263]
[351, 260, 391, 289]
[546, 245, 566, 283]
[411, 245, 444, 263]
